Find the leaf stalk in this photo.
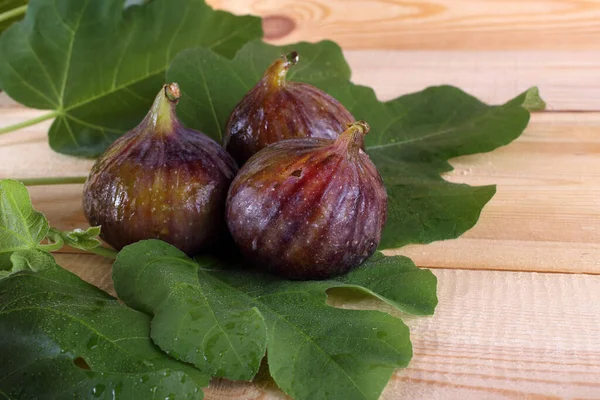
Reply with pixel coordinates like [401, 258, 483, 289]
[38, 230, 65, 253]
[0, 110, 59, 135]
[0, 4, 27, 25]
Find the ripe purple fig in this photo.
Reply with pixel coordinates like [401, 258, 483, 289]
[223, 51, 355, 165]
[226, 121, 387, 280]
[83, 83, 238, 255]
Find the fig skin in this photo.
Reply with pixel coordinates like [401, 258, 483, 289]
[223, 51, 355, 165]
[226, 121, 387, 280]
[83, 83, 238, 255]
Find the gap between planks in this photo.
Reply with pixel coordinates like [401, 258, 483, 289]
[55, 253, 600, 400]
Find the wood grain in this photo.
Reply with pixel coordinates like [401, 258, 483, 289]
[55, 253, 600, 399]
[345, 269, 600, 400]
[5, 111, 599, 274]
[207, 0, 600, 50]
[397, 112, 600, 273]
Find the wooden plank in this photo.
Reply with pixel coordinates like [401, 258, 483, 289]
[2, 50, 600, 111]
[0, 108, 94, 179]
[343, 269, 600, 400]
[55, 253, 600, 399]
[207, 0, 600, 50]
[5, 111, 599, 274]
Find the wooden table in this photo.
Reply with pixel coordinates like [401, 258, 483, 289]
[1, 1, 600, 398]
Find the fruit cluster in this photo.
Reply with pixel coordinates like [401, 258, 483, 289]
[83, 53, 388, 280]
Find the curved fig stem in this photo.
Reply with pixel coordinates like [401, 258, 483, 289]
[337, 120, 370, 156]
[147, 83, 180, 135]
[0, 110, 60, 135]
[18, 176, 87, 186]
[347, 120, 370, 135]
[38, 230, 65, 253]
[264, 51, 300, 87]
[0, 5, 27, 24]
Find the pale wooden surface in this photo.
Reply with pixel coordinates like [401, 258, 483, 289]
[2, 1, 600, 399]
[208, 0, 600, 51]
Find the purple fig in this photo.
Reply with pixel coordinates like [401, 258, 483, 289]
[223, 51, 355, 165]
[226, 121, 387, 280]
[83, 83, 238, 254]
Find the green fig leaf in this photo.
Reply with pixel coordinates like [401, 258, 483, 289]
[0, 249, 55, 278]
[0, 179, 49, 267]
[0, 179, 104, 269]
[0, 0, 262, 157]
[114, 241, 268, 381]
[167, 40, 540, 250]
[0, 256, 209, 399]
[113, 239, 438, 400]
[329, 252, 438, 316]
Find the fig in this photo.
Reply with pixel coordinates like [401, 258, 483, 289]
[223, 51, 355, 165]
[83, 83, 238, 254]
[226, 121, 387, 280]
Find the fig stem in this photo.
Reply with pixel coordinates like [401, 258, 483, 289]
[337, 121, 370, 156]
[264, 51, 299, 87]
[0, 110, 60, 135]
[17, 176, 87, 186]
[148, 83, 180, 135]
[348, 120, 370, 135]
[0, 5, 27, 24]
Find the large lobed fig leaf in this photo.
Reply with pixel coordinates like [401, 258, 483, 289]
[0, 0, 262, 157]
[113, 239, 438, 400]
[0, 252, 209, 399]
